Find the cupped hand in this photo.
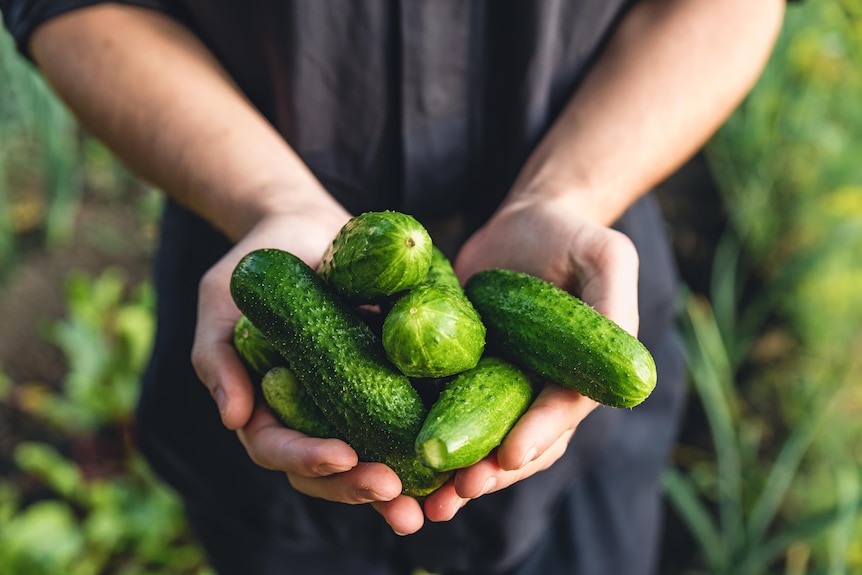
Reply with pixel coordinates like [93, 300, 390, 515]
[189, 207, 427, 535]
[423, 193, 641, 521]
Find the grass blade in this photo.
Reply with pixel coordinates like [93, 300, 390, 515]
[682, 294, 745, 549]
[662, 467, 728, 572]
[828, 465, 861, 575]
[746, 394, 827, 547]
[739, 502, 855, 575]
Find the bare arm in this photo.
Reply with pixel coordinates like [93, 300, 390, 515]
[509, 0, 785, 226]
[30, 5, 350, 243]
[28, 5, 429, 533]
[436, 0, 785, 519]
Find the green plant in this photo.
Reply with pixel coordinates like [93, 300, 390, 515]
[663, 288, 861, 575]
[665, 0, 862, 570]
[0, 268, 211, 574]
[35, 266, 154, 432]
[1, 442, 212, 575]
[0, 23, 83, 251]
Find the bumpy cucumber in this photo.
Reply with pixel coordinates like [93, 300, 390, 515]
[233, 314, 286, 375]
[319, 211, 433, 303]
[422, 246, 462, 290]
[416, 357, 534, 471]
[382, 283, 485, 378]
[261, 367, 335, 438]
[464, 269, 657, 408]
[230, 248, 449, 496]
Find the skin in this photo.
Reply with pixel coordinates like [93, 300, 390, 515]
[29, 0, 785, 536]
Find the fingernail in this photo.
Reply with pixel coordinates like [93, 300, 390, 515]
[449, 497, 468, 519]
[358, 488, 387, 502]
[479, 477, 497, 497]
[213, 387, 228, 416]
[519, 447, 538, 469]
[392, 529, 409, 537]
[317, 463, 350, 475]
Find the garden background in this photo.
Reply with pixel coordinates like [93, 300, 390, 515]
[1, 1, 860, 573]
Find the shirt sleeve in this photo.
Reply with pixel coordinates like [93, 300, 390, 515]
[1, 0, 170, 59]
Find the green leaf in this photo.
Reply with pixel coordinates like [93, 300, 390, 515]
[0, 500, 84, 572]
[13, 442, 84, 503]
[662, 467, 728, 571]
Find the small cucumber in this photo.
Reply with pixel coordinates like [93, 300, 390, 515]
[233, 314, 286, 375]
[416, 357, 534, 471]
[382, 283, 485, 378]
[261, 367, 336, 438]
[464, 269, 657, 408]
[319, 211, 433, 303]
[422, 246, 462, 290]
[230, 248, 449, 496]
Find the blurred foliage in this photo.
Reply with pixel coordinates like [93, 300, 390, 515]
[0, 18, 78, 258]
[667, 0, 862, 572]
[2, 1, 862, 573]
[37, 267, 155, 431]
[0, 17, 162, 281]
[709, 0, 862, 350]
[0, 269, 212, 574]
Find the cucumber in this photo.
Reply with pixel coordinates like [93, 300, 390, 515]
[261, 367, 336, 438]
[230, 248, 449, 496]
[464, 269, 657, 408]
[319, 211, 433, 303]
[416, 357, 535, 471]
[382, 283, 485, 378]
[233, 314, 286, 375]
[422, 246, 462, 291]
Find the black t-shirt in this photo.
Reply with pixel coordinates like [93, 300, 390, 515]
[2, 2, 685, 573]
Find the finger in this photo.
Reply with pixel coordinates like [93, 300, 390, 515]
[372, 495, 426, 535]
[422, 481, 469, 523]
[236, 404, 358, 476]
[452, 430, 573, 500]
[191, 263, 256, 429]
[288, 461, 404, 505]
[495, 383, 597, 471]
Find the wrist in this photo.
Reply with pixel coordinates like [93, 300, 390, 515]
[498, 180, 612, 229]
[219, 180, 351, 244]
[504, 152, 633, 228]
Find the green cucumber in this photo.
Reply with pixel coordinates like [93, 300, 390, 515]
[464, 269, 657, 408]
[422, 246, 462, 290]
[319, 211, 433, 303]
[230, 248, 449, 496]
[233, 314, 286, 375]
[416, 357, 535, 471]
[382, 283, 485, 378]
[261, 367, 336, 438]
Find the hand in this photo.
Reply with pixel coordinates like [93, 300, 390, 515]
[189, 207, 431, 535]
[423, 192, 641, 521]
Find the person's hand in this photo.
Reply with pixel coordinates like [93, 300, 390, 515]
[189, 206, 428, 536]
[422, 192, 641, 522]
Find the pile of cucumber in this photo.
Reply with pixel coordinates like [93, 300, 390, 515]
[229, 210, 657, 496]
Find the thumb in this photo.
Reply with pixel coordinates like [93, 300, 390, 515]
[191, 269, 256, 430]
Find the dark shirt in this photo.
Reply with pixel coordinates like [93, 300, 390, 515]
[2, 2, 685, 574]
[3, 0, 680, 345]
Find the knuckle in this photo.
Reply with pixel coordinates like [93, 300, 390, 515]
[604, 229, 639, 267]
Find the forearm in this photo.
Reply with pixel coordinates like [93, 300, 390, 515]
[29, 4, 347, 242]
[509, 0, 785, 225]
